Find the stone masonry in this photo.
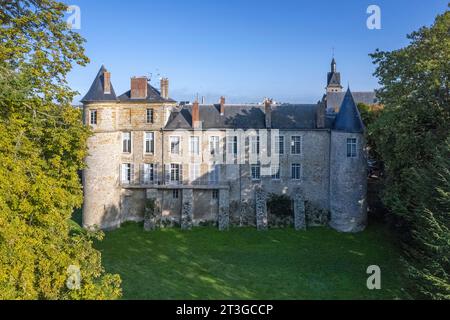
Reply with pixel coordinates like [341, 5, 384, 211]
[255, 188, 268, 231]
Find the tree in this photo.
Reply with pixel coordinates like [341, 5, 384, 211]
[369, 7, 450, 299]
[0, 0, 121, 299]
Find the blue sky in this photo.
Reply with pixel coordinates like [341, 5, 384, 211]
[65, 0, 448, 104]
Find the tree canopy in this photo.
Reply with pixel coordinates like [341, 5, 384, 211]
[0, 0, 121, 299]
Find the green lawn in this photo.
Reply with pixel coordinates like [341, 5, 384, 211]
[93, 221, 409, 300]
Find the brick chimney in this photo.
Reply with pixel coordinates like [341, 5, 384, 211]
[219, 96, 226, 115]
[131, 76, 148, 99]
[316, 101, 326, 129]
[160, 78, 169, 99]
[103, 71, 111, 94]
[192, 100, 200, 129]
[264, 98, 273, 129]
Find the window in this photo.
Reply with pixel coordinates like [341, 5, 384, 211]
[172, 189, 179, 199]
[170, 136, 180, 155]
[271, 165, 281, 180]
[250, 136, 260, 155]
[142, 163, 156, 184]
[291, 136, 302, 155]
[90, 109, 97, 125]
[209, 136, 219, 155]
[275, 136, 284, 155]
[146, 109, 154, 124]
[227, 136, 238, 155]
[170, 164, 181, 183]
[190, 136, 200, 155]
[347, 138, 357, 158]
[190, 163, 200, 182]
[291, 163, 301, 180]
[251, 164, 261, 180]
[121, 163, 134, 184]
[212, 190, 219, 200]
[122, 132, 131, 153]
[209, 164, 220, 184]
[144, 132, 155, 154]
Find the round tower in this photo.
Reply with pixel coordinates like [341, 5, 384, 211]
[329, 89, 368, 232]
[81, 66, 123, 230]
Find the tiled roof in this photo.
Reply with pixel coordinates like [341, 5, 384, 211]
[81, 66, 118, 103]
[164, 103, 319, 130]
[326, 91, 377, 111]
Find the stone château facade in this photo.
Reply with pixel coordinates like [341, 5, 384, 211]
[81, 59, 374, 232]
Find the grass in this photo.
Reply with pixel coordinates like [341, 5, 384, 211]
[93, 221, 409, 300]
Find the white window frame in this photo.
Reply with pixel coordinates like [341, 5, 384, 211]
[291, 136, 302, 155]
[144, 132, 155, 154]
[170, 136, 181, 155]
[170, 163, 181, 183]
[212, 190, 219, 200]
[291, 163, 302, 181]
[275, 135, 284, 155]
[143, 163, 156, 184]
[189, 163, 200, 182]
[172, 189, 179, 199]
[250, 135, 260, 155]
[90, 109, 97, 125]
[121, 163, 134, 185]
[271, 165, 281, 180]
[189, 136, 200, 155]
[347, 138, 357, 158]
[227, 135, 238, 156]
[209, 136, 220, 156]
[251, 164, 261, 181]
[122, 132, 132, 153]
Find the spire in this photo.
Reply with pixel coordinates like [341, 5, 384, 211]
[331, 57, 336, 73]
[333, 88, 365, 133]
[81, 65, 117, 103]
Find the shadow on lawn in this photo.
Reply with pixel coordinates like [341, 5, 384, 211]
[95, 221, 407, 300]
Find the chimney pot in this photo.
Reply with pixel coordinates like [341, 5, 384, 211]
[131, 76, 148, 99]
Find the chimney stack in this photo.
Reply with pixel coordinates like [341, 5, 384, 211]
[160, 77, 169, 99]
[264, 98, 273, 129]
[192, 99, 200, 129]
[103, 71, 111, 94]
[131, 76, 148, 99]
[219, 96, 226, 115]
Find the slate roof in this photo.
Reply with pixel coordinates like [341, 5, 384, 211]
[164, 104, 319, 130]
[81, 66, 118, 103]
[326, 91, 377, 111]
[118, 83, 176, 103]
[333, 89, 365, 133]
[327, 72, 342, 88]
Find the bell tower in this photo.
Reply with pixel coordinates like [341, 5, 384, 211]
[326, 58, 343, 93]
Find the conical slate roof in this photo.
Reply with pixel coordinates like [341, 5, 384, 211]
[81, 65, 118, 103]
[333, 88, 365, 133]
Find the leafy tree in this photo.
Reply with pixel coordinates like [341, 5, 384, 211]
[369, 7, 449, 299]
[0, 0, 121, 299]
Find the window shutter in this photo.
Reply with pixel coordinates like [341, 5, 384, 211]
[165, 164, 171, 184]
[180, 164, 184, 184]
[119, 164, 123, 184]
[140, 163, 144, 184]
[130, 164, 135, 184]
[154, 164, 158, 184]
